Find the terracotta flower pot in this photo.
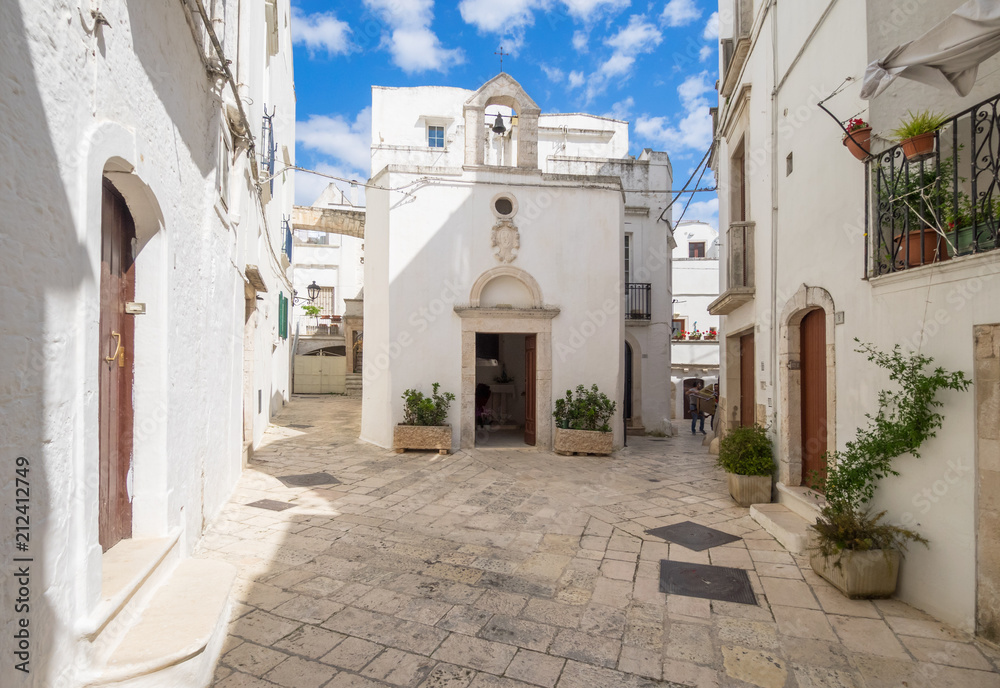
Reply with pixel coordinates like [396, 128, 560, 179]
[895, 231, 950, 267]
[810, 549, 901, 599]
[842, 126, 871, 160]
[900, 131, 936, 160]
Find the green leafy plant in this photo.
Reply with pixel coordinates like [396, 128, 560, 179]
[810, 341, 970, 560]
[717, 424, 774, 476]
[891, 110, 949, 140]
[302, 304, 322, 324]
[401, 383, 455, 426]
[553, 384, 616, 432]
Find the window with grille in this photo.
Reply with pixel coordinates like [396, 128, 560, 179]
[315, 287, 336, 316]
[689, 242, 706, 258]
[428, 125, 445, 148]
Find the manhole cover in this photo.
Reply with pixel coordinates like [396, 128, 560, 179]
[277, 472, 341, 488]
[287, 424, 313, 429]
[645, 521, 741, 551]
[659, 560, 757, 605]
[248, 499, 294, 511]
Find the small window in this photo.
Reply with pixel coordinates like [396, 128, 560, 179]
[689, 242, 706, 258]
[624, 234, 632, 281]
[672, 319, 685, 336]
[494, 197, 513, 216]
[428, 125, 445, 148]
[786, 152, 794, 176]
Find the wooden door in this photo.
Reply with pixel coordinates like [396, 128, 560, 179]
[739, 333, 754, 427]
[800, 310, 828, 488]
[524, 335, 536, 446]
[99, 180, 136, 552]
[623, 342, 633, 422]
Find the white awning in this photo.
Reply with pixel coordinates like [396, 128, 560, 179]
[861, 0, 1000, 100]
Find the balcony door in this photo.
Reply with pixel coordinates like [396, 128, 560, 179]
[524, 335, 536, 446]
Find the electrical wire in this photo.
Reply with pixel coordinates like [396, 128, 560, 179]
[674, 157, 711, 227]
[657, 146, 713, 224]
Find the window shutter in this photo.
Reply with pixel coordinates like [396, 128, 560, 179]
[278, 292, 288, 339]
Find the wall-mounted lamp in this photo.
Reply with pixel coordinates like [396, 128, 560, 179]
[292, 281, 321, 305]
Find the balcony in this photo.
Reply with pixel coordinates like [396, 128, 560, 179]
[719, 0, 753, 98]
[625, 283, 651, 321]
[708, 221, 755, 315]
[866, 94, 1000, 277]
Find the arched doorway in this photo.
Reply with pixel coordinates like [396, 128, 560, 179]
[99, 179, 136, 551]
[800, 309, 828, 488]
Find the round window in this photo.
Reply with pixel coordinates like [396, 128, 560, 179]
[494, 197, 514, 216]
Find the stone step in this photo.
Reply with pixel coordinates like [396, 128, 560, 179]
[776, 482, 826, 521]
[750, 503, 816, 554]
[83, 533, 181, 665]
[85, 558, 237, 687]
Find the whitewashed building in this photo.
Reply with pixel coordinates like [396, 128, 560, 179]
[710, 0, 1000, 637]
[670, 221, 720, 424]
[0, 1, 295, 685]
[361, 74, 673, 451]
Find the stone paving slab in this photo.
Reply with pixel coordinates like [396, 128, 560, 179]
[204, 395, 1000, 688]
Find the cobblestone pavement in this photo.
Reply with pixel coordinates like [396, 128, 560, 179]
[202, 395, 1000, 688]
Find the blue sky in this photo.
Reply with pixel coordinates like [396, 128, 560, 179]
[290, 0, 719, 226]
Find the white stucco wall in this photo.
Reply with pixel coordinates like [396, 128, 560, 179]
[713, 0, 1000, 631]
[0, 1, 294, 683]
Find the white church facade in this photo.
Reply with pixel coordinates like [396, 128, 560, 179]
[361, 74, 673, 451]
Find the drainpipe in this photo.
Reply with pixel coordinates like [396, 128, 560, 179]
[769, 0, 779, 421]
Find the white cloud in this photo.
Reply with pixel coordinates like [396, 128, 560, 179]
[572, 30, 589, 52]
[291, 8, 354, 56]
[703, 11, 719, 40]
[634, 71, 714, 152]
[661, 0, 701, 27]
[364, 0, 464, 73]
[568, 70, 586, 88]
[293, 163, 368, 206]
[541, 64, 565, 82]
[584, 15, 661, 100]
[458, 0, 540, 34]
[605, 97, 634, 120]
[561, 0, 630, 21]
[296, 107, 372, 172]
[699, 45, 713, 62]
[680, 197, 719, 228]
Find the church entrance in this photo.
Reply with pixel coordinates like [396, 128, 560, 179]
[474, 332, 535, 447]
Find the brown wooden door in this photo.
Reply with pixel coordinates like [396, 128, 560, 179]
[524, 335, 536, 446]
[740, 333, 754, 427]
[99, 180, 136, 552]
[800, 310, 828, 488]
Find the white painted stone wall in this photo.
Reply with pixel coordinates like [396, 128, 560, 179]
[0, 1, 294, 683]
[713, 0, 1000, 631]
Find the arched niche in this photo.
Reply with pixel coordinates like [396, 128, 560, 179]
[464, 73, 540, 170]
[469, 266, 543, 309]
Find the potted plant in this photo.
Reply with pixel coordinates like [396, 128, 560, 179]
[943, 193, 1000, 257]
[673, 330, 687, 341]
[302, 304, 323, 333]
[882, 155, 955, 267]
[705, 328, 718, 341]
[394, 383, 455, 454]
[717, 424, 773, 506]
[891, 110, 948, 160]
[553, 384, 616, 456]
[688, 329, 703, 341]
[809, 341, 970, 598]
[842, 117, 872, 160]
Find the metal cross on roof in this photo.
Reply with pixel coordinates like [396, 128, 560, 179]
[495, 46, 510, 73]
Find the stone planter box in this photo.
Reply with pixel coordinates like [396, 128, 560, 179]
[554, 428, 613, 456]
[726, 473, 772, 507]
[810, 549, 900, 599]
[394, 424, 451, 454]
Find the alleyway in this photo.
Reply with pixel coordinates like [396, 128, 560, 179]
[200, 396, 1000, 688]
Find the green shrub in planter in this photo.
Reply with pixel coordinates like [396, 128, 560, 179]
[553, 384, 616, 432]
[717, 425, 774, 476]
[401, 383, 455, 426]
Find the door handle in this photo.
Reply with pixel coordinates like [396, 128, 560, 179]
[106, 331, 125, 367]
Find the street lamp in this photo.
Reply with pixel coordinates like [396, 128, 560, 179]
[293, 281, 321, 305]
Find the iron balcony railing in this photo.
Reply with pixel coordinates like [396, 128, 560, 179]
[867, 93, 1000, 277]
[625, 282, 651, 320]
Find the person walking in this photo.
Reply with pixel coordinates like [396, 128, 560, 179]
[688, 382, 706, 435]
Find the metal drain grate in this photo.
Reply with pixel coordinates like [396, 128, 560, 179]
[247, 499, 294, 511]
[277, 472, 341, 488]
[659, 560, 757, 605]
[645, 521, 741, 551]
